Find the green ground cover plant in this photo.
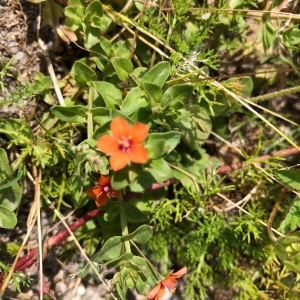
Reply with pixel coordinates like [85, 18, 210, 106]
[1, 0, 300, 299]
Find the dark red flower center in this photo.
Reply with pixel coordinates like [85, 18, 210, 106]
[118, 135, 133, 152]
[165, 284, 176, 293]
[103, 185, 110, 193]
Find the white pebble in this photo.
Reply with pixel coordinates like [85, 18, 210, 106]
[15, 51, 25, 61]
[77, 285, 86, 296]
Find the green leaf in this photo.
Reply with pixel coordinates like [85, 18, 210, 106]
[0, 163, 24, 190]
[0, 119, 33, 146]
[283, 259, 300, 274]
[111, 57, 133, 81]
[262, 20, 275, 52]
[278, 196, 300, 234]
[64, 0, 86, 30]
[0, 148, 22, 212]
[93, 225, 152, 263]
[111, 167, 130, 190]
[103, 206, 120, 221]
[120, 267, 132, 286]
[125, 276, 135, 289]
[135, 276, 147, 294]
[273, 169, 300, 191]
[124, 203, 148, 223]
[33, 72, 52, 93]
[83, 26, 101, 49]
[70, 61, 97, 85]
[181, 105, 211, 148]
[94, 236, 124, 262]
[146, 132, 181, 157]
[225, 76, 253, 97]
[277, 232, 300, 246]
[0, 205, 17, 228]
[99, 37, 113, 57]
[106, 253, 133, 268]
[147, 158, 173, 183]
[93, 81, 123, 108]
[161, 84, 194, 107]
[84, 0, 103, 20]
[116, 282, 127, 300]
[0, 242, 21, 255]
[93, 122, 110, 140]
[131, 224, 152, 244]
[142, 62, 170, 87]
[121, 87, 148, 115]
[145, 139, 165, 160]
[43, 293, 55, 300]
[131, 256, 157, 286]
[229, 0, 243, 9]
[129, 171, 156, 192]
[143, 81, 163, 103]
[91, 107, 111, 126]
[51, 105, 87, 123]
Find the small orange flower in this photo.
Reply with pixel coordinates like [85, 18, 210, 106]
[146, 267, 187, 300]
[86, 175, 121, 207]
[97, 117, 149, 171]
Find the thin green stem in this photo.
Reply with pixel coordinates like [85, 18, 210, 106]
[11, 148, 30, 172]
[250, 85, 300, 103]
[87, 85, 94, 140]
[118, 194, 131, 253]
[130, 240, 162, 280]
[53, 163, 66, 221]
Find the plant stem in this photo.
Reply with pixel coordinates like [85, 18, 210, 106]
[267, 187, 287, 242]
[250, 85, 300, 103]
[87, 85, 94, 140]
[118, 194, 131, 253]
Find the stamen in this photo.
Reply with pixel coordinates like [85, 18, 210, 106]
[166, 284, 176, 293]
[118, 135, 132, 152]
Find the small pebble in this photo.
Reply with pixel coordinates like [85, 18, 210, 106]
[77, 285, 86, 296]
[56, 281, 68, 294]
[8, 42, 20, 54]
[14, 51, 26, 61]
[7, 32, 16, 42]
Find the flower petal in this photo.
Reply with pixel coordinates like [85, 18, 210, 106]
[86, 186, 102, 197]
[130, 123, 149, 143]
[171, 266, 187, 278]
[161, 276, 177, 287]
[97, 135, 119, 154]
[109, 151, 130, 171]
[110, 117, 130, 138]
[156, 286, 166, 300]
[110, 189, 121, 198]
[146, 283, 162, 299]
[95, 192, 109, 207]
[128, 144, 148, 164]
[98, 175, 110, 186]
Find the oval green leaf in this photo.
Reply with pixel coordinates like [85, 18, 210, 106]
[51, 105, 87, 123]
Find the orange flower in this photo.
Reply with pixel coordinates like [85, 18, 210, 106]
[86, 175, 121, 207]
[146, 267, 187, 300]
[97, 117, 149, 171]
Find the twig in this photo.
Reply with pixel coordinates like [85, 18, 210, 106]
[267, 187, 288, 242]
[37, 4, 65, 106]
[215, 184, 259, 212]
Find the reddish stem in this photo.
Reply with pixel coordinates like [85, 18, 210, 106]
[0, 209, 102, 284]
